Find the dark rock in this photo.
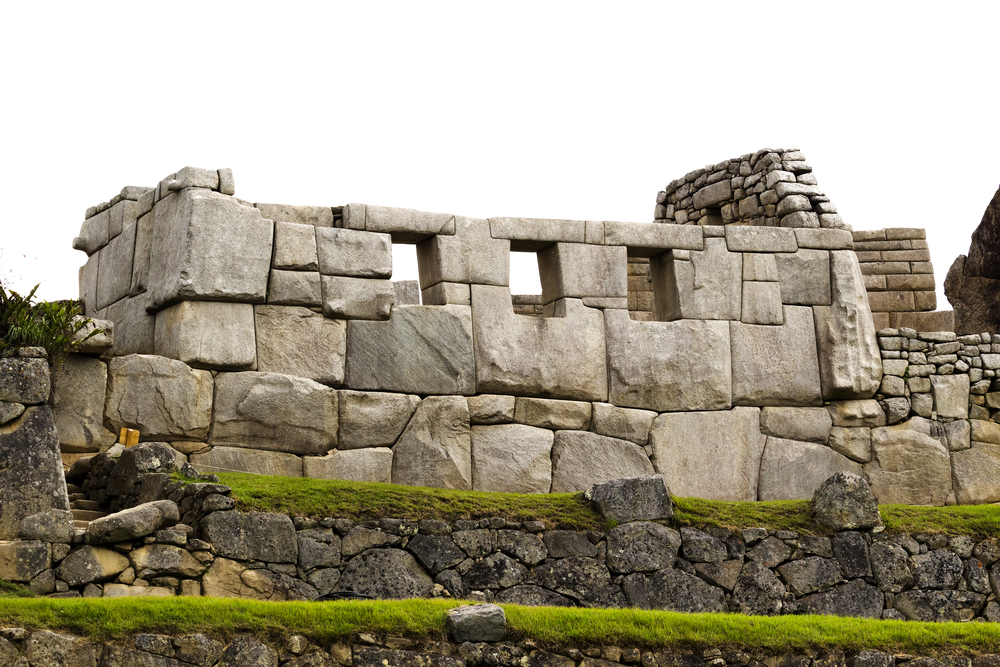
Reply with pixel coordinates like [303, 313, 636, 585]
[973, 657, 1000, 667]
[949, 535, 975, 559]
[129, 544, 206, 578]
[287, 653, 335, 667]
[944, 254, 1000, 335]
[337, 549, 434, 599]
[693, 560, 743, 591]
[452, 530, 493, 558]
[975, 539, 1000, 565]
[217, 635, 278, 667]
[882, 398, 910, 426]
[436, 570, 467, 598]
[0, 637, 16, 667]
[796, 535, 833, 559]
[894, 590, 986, 622]
[530, 651, 576, 667]
[0, 539, 49, 583]
[200, 511, 297, 563]
[747, 536, 792, 568]
[19, 509, 74, 544]
[24, 630, 99, 667]
[910, 549, 963, 589]
[419, 520, 451, 535]
[621, 568, 725, 612]
[86, 501, 179, 544]
[105, 442, 182, 498]
[680, 527, 727, 563]
[342, 526, 402, 558]
[496, 530, 547, 566]
[464, 553, 526, 590]
[447, 604, 506, 643]
[297, 530, 342, 572]
[605, 522, 681, 573]
[0, 357, 49, 404]
[776, 557, 843, 596]
[870, 542, 914, 593]
[731, 561, 784, 615]
[495, 584, 574, 606]
[406, 534, 465, 574]
[961, 185, 1000, 280]
[831, 531, 871, 578]
[101, 646, 177, 666]
[964, 559, 991, 595]
[812, 472, 882, 531]
[0, 401, 24, 426]
[55, 545, 128, 586]
[173, 634, 225, 667]
[308, 568, 342, 596]
[852, 651, 895, 667]
[531, 557, 625, 607]
[354, 647, 464, 667]
[583, 474, 673, 522]
[479, 644, 527, 667]
[794, 579, 883, 618]
[542, 531, 598, 558]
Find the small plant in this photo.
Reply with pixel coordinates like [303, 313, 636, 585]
[0, 281, 101, 366]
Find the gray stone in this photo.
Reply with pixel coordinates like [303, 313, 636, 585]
[102, 584, 174, 598]
[321, 275, 394, 320]
[759, 407, 832, 444]
[0, 540, 49, 582]
[342, 527, 401, 557]
[584, 475, 673, 523]
[338, 391, 420, 449]
[467, 395, 515, 424]
[154, 301, 257, 370]
[605, 311, 731, 412]
[894, 590, 986, 622]
[550, 431, 654, 493]
[86, 501, 179, 544]
[56, 545, 129, 586]
[254, 306, 346, 386]
[776, 557, 843, 596]
[514, 397, 591, 430]
[952, 442, 1000, 504]
[775, 249, 831, 305]
[680, 527, 727, 563]
[649, 408, 766, 502]
[497, 530, 547, 566]
[472, 286, 607, 402]
[747, 536, 793, 568]
[422, 282, 471, 306]
[217, 635, 278, 667]
[24, 630, 98, 667]
[930, 375, 970, 419]
[104, 293, 156, 355]
[853, 652, 894, 667]
[463, 552, 527, 589]
[693, 180, 733, 209]
[130, 544, 206, 578]
[105, 442, 183, 498]
[812, 471, 883, 531]
[148, 189, 272, 310]
[470, 424, 552, 494]
[255, 202, 333, 227]
[495, 585, 574, 607]
[447, 604, 506, 643]
[606, 521, 681, 573]
[831, 531, 871, 578]
[393, 280, 421, 305]
[267, 270, 322, 307]
[71, 316, 113, 354]
[354, 647, 462, 667]
[538, 242, 627, 304]
[828, 427, 872, 463]
[51, 354, 116, 452]
[530, 556, 626, 607]
[191, 446, 303, 477]
[0, 407, 70, 540]
[303, 449, 393, 483]
[392, 396, 472, 490]
[272, 220, 319, 270]
[543, 531, 599, 558]
[345, 305, 475, 395]
[864, 420, 952, 506]
[452, 529, 493, 558]
[758, 437, 862, 501]
[210, 372, 337, 456]
[945, 420, 971, 452]
[741, 280, 784, 325]
[794, 579, 883, 618]
[693, 560, 743, 591]
[407, 534, 466, 574]
[316, 227, 392, 278]
[590, 403, 657, 445]
[19, 509, 74, 543]
[652, 237, 742, 320]
[731, 305, 823, 407]
[621, 568, 725, 612]
[910, 549, 963, 589]
[200, 511, 297, 563]
[826, 400, 886, 427]
[870, 542, 914, 593]
[731, 561, 785, 615]
[0, 357, 48, 404]
[417, 216, 510, 287]
[96, 221, 136, 310]
[0, 401, 23, 425]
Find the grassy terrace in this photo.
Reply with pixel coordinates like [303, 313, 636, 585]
[0, 598, 999, 656]
[217, 473, 1000, 538]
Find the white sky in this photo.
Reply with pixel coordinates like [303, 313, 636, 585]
[2, 3, 998, 309]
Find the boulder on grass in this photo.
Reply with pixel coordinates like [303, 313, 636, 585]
[812, 471, 882, 531]
[584, 475, 673, 523]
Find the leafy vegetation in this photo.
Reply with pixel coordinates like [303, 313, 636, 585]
[0, 581, 36, 599]
[0, 281, 99, 366]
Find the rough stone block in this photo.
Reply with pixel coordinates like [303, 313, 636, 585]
[864, 419, 952, 506]
[590, 403, 657, 445]
[393, 280, 421, 305]
[272, 221, 319, 270]
[417, 217, 510, 287]
[71, 316, 113, 355]
[471, 424, 553, 493]
[254, 305, 346, 386]
[759, 407, 832, 444]
[303, 449, 393, 483]
[86, 500, 179, 544]
[914, 290, 937, 311]
[392, 396, 471, 490]
[730, 306, 823, 406]
[422, 282, 471, 306]
[345, 305, 476, 395]
[827, 400, 885, 427]
[362, 205, 456, 242]
[447, 604, 506, 643]
[0, 540, 49, 582]
[96, 220, 136, 310]
[602, 221, 704, 255]
[321, 275, 394, 320]
[147, 189, 273, 311]
[758, 437, 862, 501]
[585, 475, 673, 523]
[77, 207, 110, 255]
[743, 253, 778, 281]
[316, 227, 392, 278]
[488, 217, 585, 250]
[191, 446, 303, 477]
[652, 237, 742, 320]
[338, 390, 421, 449]
[741, 281, 784, 325]
[472, 286, 607, 401]
[776, 249, 832, 305]
[155, 301, 257, 370]
[51, 354, 116, 452]
[468, 395, 515, 424]
[649, 407, 766, 501]
[538, 243, 627, 305]
[725, 226, 797, 253]
[605, 309, 731, 412]
[104, 293, 155, 355]
[0, 357, 49, 405]
[105, 355, 214, 441]
[550, 430, 654, 493]
[891, 310, 954, 332]
[868, 291, 916, 312]
[693, 180, 732, 209]
[201, 510, 297, 563]
[931, 375, 970, 419]
[514, 397, 591, 430]
[951, 442, 1000, 504]
[795, 228, 853, 250]
[267, 270, 322, 307]
[828, 427, 872, 463]
[80, 253, 100, 316]
[255, 203, 333, 227]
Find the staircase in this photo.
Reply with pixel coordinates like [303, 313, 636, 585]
[67, 483, 107, 530]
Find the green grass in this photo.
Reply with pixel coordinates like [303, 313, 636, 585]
[0, 581, 35, 599]
[1, 598, 1000, 656]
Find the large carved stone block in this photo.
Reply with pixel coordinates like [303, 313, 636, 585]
[471, 424, 553, 494]
[651, 237, 742, 321]
[254, 305, 346, 386]
[338, 390, 421, 449]
[96, 220, 136, 310]
[303, 449, 393, 483]
[550, 430, 654, 493]
[775, 249, 832, 305]
[537, 243, 627, 305]
[321, 275, 394, 320]
[316, 227, 392, 278]
[864, 419, 952, 506]
[51, 354, 116, 452]
[154, 301, 257, 370]
[392, 397, 471, 490]
[191, 446, 303, 477]
[951, 442, 1000, 504]
[416, 217, 510, 288]
[105, 292, 155, 356]
[272, 221, 319, 271]
[757, 437, 862, 501]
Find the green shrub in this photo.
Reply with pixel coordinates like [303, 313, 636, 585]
[0, 281, 100, 366]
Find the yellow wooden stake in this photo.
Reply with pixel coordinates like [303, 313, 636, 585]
[119, 427, 129, 445]
[126, 429, 140, 448]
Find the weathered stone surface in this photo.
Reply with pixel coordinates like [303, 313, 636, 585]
[463, 552, 527, 590]
[345, 305, 475, 395]
[952, 442, 1000, 504]
[758, 438, 862, 501]
[341, 527, 401, 557]
[272, 220, 319, 270]
[731, 306, 823, 407]
[680, 527, 728, 563]
[794, 579, 883, 618]
[945, 420, 971, 452]
[473, 286, 607, 402]
[585, 475, 673, 523]
[393, 397, 472, 490]
[606, 521, 681, 573]
[514, 397, 591, 430]
[338, 548, 434, 598]
[51, 354, 116, 452]
[103, 583, 175, 597]
[19, 509, 73, 543]
[417, 216, 510, 287]
[589, 403, 657, 445]
[0, 406, 70, 540]
[543, 531, 599, 559]
[605, 311, 731, 412]
[406, 534, 466, 574]
[338, 391, 421, 449]
[0, 401, 23, 425]
[930, 375, 970, 419]
[538, 242, 627, 303]
[961, 184, 1000, 281]
[210, 372, 337, 456]
[0, 357, 48, 404]
[255, 202, 332, 227]
[495, 585, 574, 607]
[254, 306, 346, 386]
[0, 540, 49, 582]
[447, 604, 506, 643]
[148, 189, 272, 310]
[316, 227, 392, 278]
[812, 471, 882, 531]
[531, 557, 626, 607]
[321, 276, 394, 320]
[870, 541, 914, 593]
[649, 408, 766, 501]
[621, 568, 725, 612]
[96, 221, 136, 310]
[550, 431, 654, 493]
[105, 292, 156, 355]
[191, 447, 303, 477]
[832, 530, 871, 578]
[497, 530, 546, 566]
[201, 557, 313, 601]
[652, 237, 742, 320]
[71, 316, 113, 354]
[910, 549, 963, 589]
[693, 560, 744, 591]
[56, 545, 129, 586]
[775, 248, 831, 305]
[467, 395, 515, 425]
[748, 536, 793, 568]
[452, 529, 493, 558]
[24, 630, 98, 667]
[759, 407, 832, 444]
[87, 501, 179, 544]
[422, 282, 471, 306]
[731, 561, 785, 615]
[813, 251, 881, 400]
[828, 427, 872, 463]
[154, 301, 257, 370]
[217, 635, 278, 667]
[471, 424, 552, 494]
[303, 449, 393, 483]
[894, 590, 986, 622]
[130, 544, 207, 578]
[827, 400, 886, 427]
[864, 420, 952, 506]
[104, 442, 183, 498]
[105, 355, 213, 441]
[776, 557, 843, 596]
[267, 270, 322, 307]
[295, 528, 342, 573]
[201, 511, 297, 563]
[354, 647, 462, 667]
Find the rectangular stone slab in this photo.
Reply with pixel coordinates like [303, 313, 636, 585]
[538, 243, 627, 305]
[154, 301, 257, 371]
[416, 217, 510, 288]
[254, 305, 346, 386]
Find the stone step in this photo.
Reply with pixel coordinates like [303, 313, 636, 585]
[71, 499, 102, 511]
[73, 520, 90, 530]
[71, 509, 107, 522]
